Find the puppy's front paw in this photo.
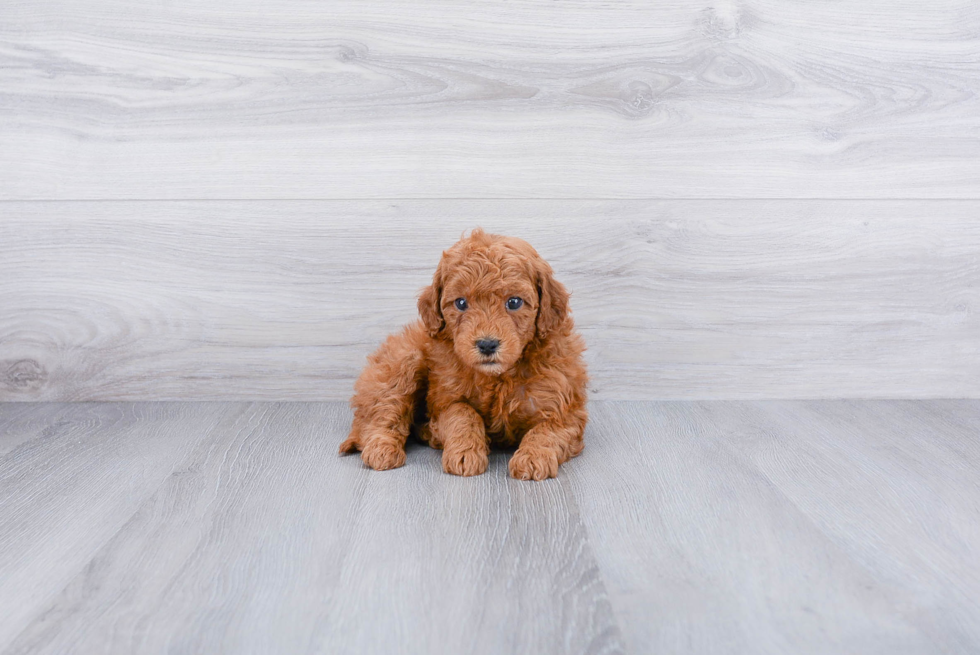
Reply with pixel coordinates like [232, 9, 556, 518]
[443, 444, 489, 477]
[361, 440, 406, 471]
[509, 448, 559, 481]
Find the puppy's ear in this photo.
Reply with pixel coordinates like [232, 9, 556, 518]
[418, 271, 444, 337]
[536, 261, 569, 340]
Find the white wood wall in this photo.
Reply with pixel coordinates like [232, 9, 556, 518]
[1, 1, 979, 400]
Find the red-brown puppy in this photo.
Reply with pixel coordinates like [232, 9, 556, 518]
[340, 229, 587, 480]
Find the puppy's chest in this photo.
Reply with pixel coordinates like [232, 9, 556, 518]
[469, 381, 538, 442]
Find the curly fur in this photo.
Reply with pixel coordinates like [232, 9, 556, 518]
[339, 229, 588, 480]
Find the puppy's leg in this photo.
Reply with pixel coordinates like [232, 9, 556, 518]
[416, 421, 442, 449]
[509, 411, 586, 481]
[435, 402, 489, 477]
[341, 324, 427, 471]
[348, 428, 406, 471]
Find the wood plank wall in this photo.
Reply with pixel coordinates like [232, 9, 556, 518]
[1, 1, 979, 400]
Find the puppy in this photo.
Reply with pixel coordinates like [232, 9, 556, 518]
[340, 229, 587, 480]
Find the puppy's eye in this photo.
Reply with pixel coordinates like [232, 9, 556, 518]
[454, 298, 468, 311]
[506, 297, 523, 311]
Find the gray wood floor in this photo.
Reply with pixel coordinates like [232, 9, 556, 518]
[1, 401, 978, 654]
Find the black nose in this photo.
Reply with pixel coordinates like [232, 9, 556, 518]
[476, 338, 500, 356]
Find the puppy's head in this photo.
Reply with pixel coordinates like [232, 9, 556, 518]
[418, 229, 569, 376]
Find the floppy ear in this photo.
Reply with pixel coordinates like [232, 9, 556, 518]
[418, 269, 444, 337]
[535, 261, 569, 340]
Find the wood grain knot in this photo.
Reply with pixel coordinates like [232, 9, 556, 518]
[699, 5, 742, 40]
[3, 359, 48, 391]
[625, 81, 655, 117]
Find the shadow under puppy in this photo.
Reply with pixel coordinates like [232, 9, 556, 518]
[340, 228, 588, 480]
